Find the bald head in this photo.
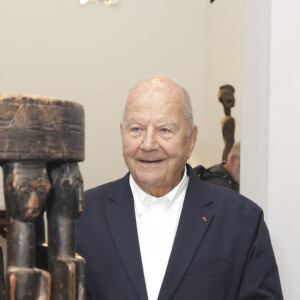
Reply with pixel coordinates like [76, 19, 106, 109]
[123, 77, 195, 134]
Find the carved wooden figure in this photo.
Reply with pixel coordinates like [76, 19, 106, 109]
[218, 85, 236, 161]
[0, 247, 4, 300]
[3, 161, 51, 300]
[0, 94, 85, 299]
[47, 162, 85, 300]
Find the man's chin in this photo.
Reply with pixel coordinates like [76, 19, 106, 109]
[134, 173, 164, 188]
[136, 176, 162, 186]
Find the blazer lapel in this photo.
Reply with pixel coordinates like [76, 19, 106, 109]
[104, 174, 148, 300]
[158, 166, 215, 300]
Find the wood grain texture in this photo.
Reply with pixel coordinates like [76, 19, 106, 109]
[0, 94, 84, 162]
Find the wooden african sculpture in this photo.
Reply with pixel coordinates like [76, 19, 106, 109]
[47, 162, 85, 300]
[218, 85, 235, 161]
[3, 161, 51, 300]
[0, 248, 4, 300]
[0, 94, 85, 300]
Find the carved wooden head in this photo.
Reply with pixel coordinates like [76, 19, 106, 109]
[3, 161, 51, 221]
[218, 85, 235, 111]
[50, 162, 84, 219]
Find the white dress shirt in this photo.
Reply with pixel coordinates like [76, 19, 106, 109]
[130, 167, 189, 300]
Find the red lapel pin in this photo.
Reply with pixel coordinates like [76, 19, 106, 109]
[202, 217, 207, 222]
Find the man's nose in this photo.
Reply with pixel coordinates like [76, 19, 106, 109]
[140, 129, 159, 151]
[28, 191, 39, 209]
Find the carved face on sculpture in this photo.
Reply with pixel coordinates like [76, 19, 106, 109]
[218, 85, 235, 109]
[50, 162, 84, 219]
[3, 161, 51, 221]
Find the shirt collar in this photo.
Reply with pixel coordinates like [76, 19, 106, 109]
[130, 166, 189, 216]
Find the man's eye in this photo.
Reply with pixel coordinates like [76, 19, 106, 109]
[160, 128, 170, 133]
[131, 127, 141, 132]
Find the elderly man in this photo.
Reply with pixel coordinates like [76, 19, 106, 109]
[76, 77, 283, 300]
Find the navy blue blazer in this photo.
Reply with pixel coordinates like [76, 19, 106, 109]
[76, 165, 283, 300]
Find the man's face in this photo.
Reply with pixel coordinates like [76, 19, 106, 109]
[121, 78, 197, 197]
[219, 88, 235, 108]
[4, 162, 51, 221]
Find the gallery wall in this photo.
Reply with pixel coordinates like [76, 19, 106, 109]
[241, 0, 300, 298]
[198, 0, 242, 167]
[0, 0, 242, 208]
[267, 1, 300, 298]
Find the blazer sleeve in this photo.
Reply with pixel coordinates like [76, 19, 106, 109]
[237, 212, 284, 299]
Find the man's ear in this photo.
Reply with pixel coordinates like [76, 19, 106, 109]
[120, 123, 123, 133]
[187, 126, 198, 159]
[230, 154, 238, 163]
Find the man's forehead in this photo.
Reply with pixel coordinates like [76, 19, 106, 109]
[126, 117, 177, 126]
[130, 77, 182, 96]
[123, 77, 187, 123]
[125, 96, 185, 117]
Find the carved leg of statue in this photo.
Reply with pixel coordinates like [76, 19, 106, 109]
[3, 161, 52, 300]
[47, 162, 85, 300]
[223, 137, 235, 162]
[7, 268, 50, 300]
[51, 255, 86, 300]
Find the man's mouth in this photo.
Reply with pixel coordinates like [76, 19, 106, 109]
[140, 160, 163, 164]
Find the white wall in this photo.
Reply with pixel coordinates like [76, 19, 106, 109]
[241, 0, 271, 212]
[242, 0, 300, 298]
[268, 0, 300, 298]
[198, 0, 243, 167]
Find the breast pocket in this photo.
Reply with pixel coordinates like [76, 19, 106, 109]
[187, 258, 229, 275]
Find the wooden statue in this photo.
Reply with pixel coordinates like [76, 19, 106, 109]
[47, 162, 85, 300]
[3, 161, 51, 300]
[0, 248, 4, 300]
[218, 85, 235, 161]
[0, 94, 85, 299]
